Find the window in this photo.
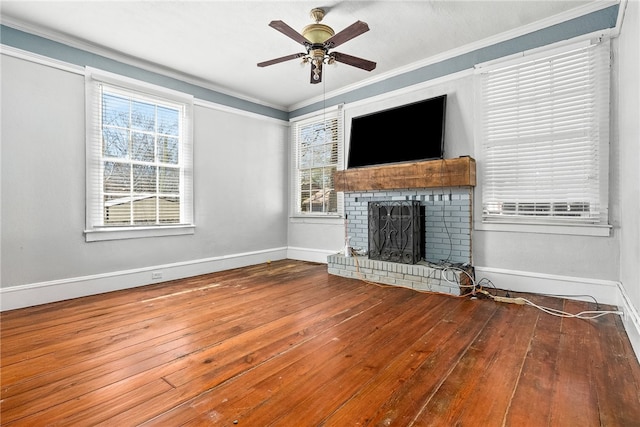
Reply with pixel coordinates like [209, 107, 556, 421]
[292, 107, 343, 216]
[85, 68, 194, 241]
[476, 40, 610, 229]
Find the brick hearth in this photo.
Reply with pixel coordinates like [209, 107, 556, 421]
[327, 254, 472, 295]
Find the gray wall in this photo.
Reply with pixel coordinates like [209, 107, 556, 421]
[1, 54, 289, 288]
[617, 0, 640, 337]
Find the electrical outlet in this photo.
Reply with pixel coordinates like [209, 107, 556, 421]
[151, 271, 163, 280]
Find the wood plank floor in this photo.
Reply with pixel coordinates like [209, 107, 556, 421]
[1, 259, 639, 426]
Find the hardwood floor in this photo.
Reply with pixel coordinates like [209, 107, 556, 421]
[1, 260, 639, 426]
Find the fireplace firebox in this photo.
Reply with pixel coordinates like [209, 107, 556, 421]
[368, 201, 424, 264]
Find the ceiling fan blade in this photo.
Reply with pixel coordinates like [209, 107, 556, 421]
[331, 52, 376, 71]
[257, 53, 305, 67]
[268, 20, 310, 46]
[324, 21, 369, 48]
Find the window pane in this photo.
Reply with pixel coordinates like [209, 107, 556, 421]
[159, 196, 180, 223]
[102, 93, 129, 127]
[301, 122, 330, 146]
[300, 147, 312, 169]
[309, 167, 335, 191]
[131, 132, 155, 162]
[315, 143, 335, 166]
[132, 196, 157, 224]
[300, 136, 335, 167]
[299, 169, 311, 189]
[157, 106, 179, 136]
[159, 167, 180, 194]
[131, 100, 155, 131]
[104, 161, 130, 193]
[158, 136, 179, 164]
[310, 168, 324, 192]
[104, 195, 131, 225]
[300, 190, 313, 212]
[133, 164, 157, 193]
[103, 128, 129, 158]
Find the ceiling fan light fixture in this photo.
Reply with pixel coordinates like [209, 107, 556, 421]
[302, 23, 334, 44]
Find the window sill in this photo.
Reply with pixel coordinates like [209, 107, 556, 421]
[85, 225, 195, 242]
[289, 214, 344, 224]
[475, 220, 611, 237]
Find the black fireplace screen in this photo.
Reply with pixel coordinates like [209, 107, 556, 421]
[368, 201, 423, 264]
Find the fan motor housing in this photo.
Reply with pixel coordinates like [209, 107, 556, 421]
[302, 23, 334, 44]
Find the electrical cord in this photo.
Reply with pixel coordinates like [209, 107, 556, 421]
[474, 287, 622, 319]
[438, 159, 453, 263]
[537, 293, 601, 310]
[476, 289, 622, 319]
[346, 250, 623, 320]
[518, 298, 621, 319]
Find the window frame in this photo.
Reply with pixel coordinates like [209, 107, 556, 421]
[84, 67, 195, 242]
[474, 39, 612, 237]
[291, 105, 344, 218]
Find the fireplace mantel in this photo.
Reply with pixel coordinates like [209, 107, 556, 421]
[334, 156, 476, 192]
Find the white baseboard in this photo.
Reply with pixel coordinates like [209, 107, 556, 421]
[618, 282, 640, 362]
[286, 246, 337, 264]
[0, 247, 287, 311]
[473, 266, 620, 305]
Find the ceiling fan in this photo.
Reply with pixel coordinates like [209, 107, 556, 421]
[258, 8, 376, 84]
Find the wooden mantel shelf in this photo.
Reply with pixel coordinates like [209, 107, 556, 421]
[334, 156, 476, 192]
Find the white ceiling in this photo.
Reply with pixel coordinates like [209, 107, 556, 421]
[1, 0, 608, 110]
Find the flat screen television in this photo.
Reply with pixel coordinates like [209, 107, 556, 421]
[347, 94, 447, 168]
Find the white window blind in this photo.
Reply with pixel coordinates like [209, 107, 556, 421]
[293, 107, 343, 215]
[478, 41, 610, 225]
[85, 68, 194, 238]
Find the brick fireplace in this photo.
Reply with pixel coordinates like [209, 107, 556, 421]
[327, 157, 476, 295]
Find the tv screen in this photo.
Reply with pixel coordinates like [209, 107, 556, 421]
[347, 94, 447, 168]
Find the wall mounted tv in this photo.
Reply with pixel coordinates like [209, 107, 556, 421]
[347, 94, 447, 168]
